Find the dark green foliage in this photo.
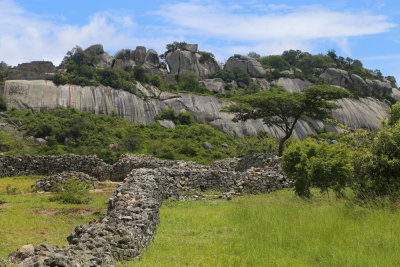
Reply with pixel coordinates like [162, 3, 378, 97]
[259, 55, 291, 71]
[212, 70, 235, 83]
[6, 108, 278, 164]
[53, 73, 68, 85]
[247, 51, 261, 59]
[155, 109, 193, 125]
[281, 140, 353, 198]
[132, 66, 147, 83]
[224, 85, 350, 155]
[0, 95, 7, 111]
[199, 51, 215, 63]
[178, 70, 208, 93]
[232, 67, 250, 86]
[0, 70, 6, 83]
[160, 41, 188, 59]
[386, 76, 397, 88]
[49, 178, 91, 204]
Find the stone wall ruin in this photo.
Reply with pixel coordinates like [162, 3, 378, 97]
[1, 153, 289, 266]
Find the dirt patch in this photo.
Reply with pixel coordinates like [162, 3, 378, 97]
[31, 209, 58, 216]
[58, 207, 97, 215]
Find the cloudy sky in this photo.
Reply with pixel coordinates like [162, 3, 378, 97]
[1, 0, 400, 80]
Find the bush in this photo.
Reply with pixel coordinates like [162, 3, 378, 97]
[53, 73, 68, 85]
[178, 70, 207, 93]
[281, 140, 353, 198]
[212, 70, 235, 83]
[49, 177, 91, 204]
[199, 51, 215, 63]
[0, 95, 7, 111]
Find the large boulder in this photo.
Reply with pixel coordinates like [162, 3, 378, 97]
[391, 88, 400, 102]
[320, 68, 351, 87]
[366, 79, 392, 96]
[84, 44, 104, 55]
[200, 78, 226, 94]
[350, 74, 367, 88]
[7, 61, 56, 80]
[272, 77, 312, 92]
[165, 45, 221, 78]
[113, 46, 163, 74]
[251, 78, 270, 91]
[224, 54, 266, 78]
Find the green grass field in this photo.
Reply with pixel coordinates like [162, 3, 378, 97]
[0, 176, 115, 258]
[124, 191, 400, 267]
[1, 177, 400, 266]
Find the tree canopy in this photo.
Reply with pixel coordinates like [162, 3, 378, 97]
[224, 85, 351, 156]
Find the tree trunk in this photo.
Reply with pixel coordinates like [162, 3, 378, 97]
[278, 138, 285, 157]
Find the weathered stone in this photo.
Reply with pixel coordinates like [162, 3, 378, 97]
[225, 54, 266, 78]
[184, 43, 198, 53]
[320, 68, 351, 87]
[134, 46, 147, 64]
[34, 171, 99, 192]
[203, 142, 213, 149]
[158, 119, 176, 129]
[392, 88, 400, 102]
[200, 78, 226, 94]
[0, 144, 10, 152]
[18, 244, 35, 255]
[351, 74, 367, 87]
[7, 61, 56, 80]
[251, 78, 270, 91]
[365, 79, 392, 95]
[109, 143, 120, 152]
[34, 138, 47, 146]
[272, 77, 312, 93]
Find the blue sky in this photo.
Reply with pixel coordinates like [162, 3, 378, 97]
[1, 0, 400, 81]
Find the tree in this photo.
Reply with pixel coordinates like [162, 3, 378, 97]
[224, 85, 350, 156]
[247, 51, 261, 59]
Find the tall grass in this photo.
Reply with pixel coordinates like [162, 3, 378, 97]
[126, 190, 400, 267]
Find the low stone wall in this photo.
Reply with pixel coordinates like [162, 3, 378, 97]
[3, 154, 290, 266]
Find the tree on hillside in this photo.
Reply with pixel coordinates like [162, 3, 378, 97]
[224, 85, 350, 156]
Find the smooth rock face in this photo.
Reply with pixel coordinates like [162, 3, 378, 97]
[366, 79, 392, 95]
[158, 119, 176, 129]
[272, 77, 312, 92]
[225, 54, 266, 78]
[351, 74, 367, 87]
[165, 49, 221, 78]
[251, 78, 270, 91]
[320, 68, 351, 87]
[200, 78, 226, 94]
[7, 61, 56, 80]
[3, 80, 390, 139]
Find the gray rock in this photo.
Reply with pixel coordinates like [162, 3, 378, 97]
[165, 48, 221, 78]
[200, 78, 226, 94]
[7, 61, 56, 80]
[366, 79, 392, 95]
[18, 244, 35, 255]
[3, 80, 390, 140]
[251, 78, 270, 91]
[320, 68, 351, 87]
[158, 119, 176, 129]
[203, 142, 213, 149]
[0, 144, 10, 152]
[351, 74, 367, 87]
[272, 77, 313, 93]
[225, 54, 266, 78]
[34, 138, 47, 146]
[392, 88, 400, 101]
[109, 143, 119, 152]
[184, 43, 198, 53]
[134, 46, 147, 64]
[98, 52, 114, 68]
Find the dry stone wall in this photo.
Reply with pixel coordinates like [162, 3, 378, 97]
[2, 153, 289, 266]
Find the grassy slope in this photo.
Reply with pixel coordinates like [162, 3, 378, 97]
[125, 191, 400, 267]
[0, 176, 115, 258]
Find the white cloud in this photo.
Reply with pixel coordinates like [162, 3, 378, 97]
[155, 1, 396, 58]
[0, 0, 169, 66]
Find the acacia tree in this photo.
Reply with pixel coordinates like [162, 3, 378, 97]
[224, 85, 350, 156]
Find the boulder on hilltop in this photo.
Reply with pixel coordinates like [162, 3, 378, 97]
[224, 54, 266, 78]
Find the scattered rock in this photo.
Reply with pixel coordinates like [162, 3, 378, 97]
[109, 143, 119, 152]
[7, 61, 56, 80]
[0, 144, 10, 152]
[272, 77, 313, 93]
[158, 119, 176, 129]
[34, 171, 99, 192]
[203, 142, 213, 149]
[34, 138, 47, 146]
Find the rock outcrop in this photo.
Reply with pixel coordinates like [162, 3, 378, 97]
[7, 61, 56, 80]
[3, 80, 390, 139]
[34, 171, 99, 192]
[272, 77, 313, 92]
[200, 78, 226, 94]
[320, 68, 351, 87]
[165, 45, 221, 78]
[225, 54, 266, 78]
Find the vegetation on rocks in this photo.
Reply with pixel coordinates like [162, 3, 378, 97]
[4, 107, 278, 164]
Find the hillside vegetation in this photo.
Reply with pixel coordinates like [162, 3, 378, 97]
[2, 107, 277, 164]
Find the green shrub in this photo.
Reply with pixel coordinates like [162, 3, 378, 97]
[53, 73, 68, 85]
[0, 95, 7, 111]
[49, 177, 91, 204]
[281, 140, 353, 198]
[199, 51, 215, 63]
